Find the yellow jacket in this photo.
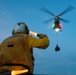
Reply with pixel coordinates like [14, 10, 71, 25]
[0, 34, 50, 74]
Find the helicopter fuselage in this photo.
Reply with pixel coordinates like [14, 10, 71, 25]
[53, 16, 62, 29]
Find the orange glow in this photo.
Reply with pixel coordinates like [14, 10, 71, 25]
[11, 69, 28, 75]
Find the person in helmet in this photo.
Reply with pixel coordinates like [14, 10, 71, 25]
[0, 22, 50, 74]
[12, 22, 29, 35]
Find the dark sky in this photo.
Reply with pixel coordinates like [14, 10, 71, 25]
[0, 0, 76, 74]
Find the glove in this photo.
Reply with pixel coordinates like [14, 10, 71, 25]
[37, 34, 47, 39]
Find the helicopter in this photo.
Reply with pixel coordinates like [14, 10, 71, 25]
[40, 5, 74, 32]
[40, 5, 74, 51]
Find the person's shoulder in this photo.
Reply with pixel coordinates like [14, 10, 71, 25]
[28, 35, 37, 40]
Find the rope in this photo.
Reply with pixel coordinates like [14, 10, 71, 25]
[56, 32, 58, 45]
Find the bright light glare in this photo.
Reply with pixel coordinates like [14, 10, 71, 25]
[55, 28, 60, 32]
[11, 69, 28, 75]
[29, 31, 38, 36]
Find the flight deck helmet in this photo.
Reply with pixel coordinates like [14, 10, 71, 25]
[12, 22, 29, 35]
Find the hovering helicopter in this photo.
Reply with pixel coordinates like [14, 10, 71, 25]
[40, 5, 74, 32]
[40, 5, 74, 51]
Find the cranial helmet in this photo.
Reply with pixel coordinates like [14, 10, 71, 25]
[12, 22, 29, 35]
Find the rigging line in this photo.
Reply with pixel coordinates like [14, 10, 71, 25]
[56, 32, 58, 45]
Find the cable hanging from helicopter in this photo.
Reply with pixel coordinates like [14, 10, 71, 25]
[52, 20, 62, 51]
[52, 19, 62, 51]
[40, 5, 74, 51]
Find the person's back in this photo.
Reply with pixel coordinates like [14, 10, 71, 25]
[0, 34, 33, 73]
[0, 22, 50, 74]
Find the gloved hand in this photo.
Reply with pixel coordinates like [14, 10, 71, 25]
[37, 34, 47, 39]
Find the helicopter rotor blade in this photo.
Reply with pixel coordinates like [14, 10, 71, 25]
[40, 7, 55, 16]
[43, 18, 54, 24]
[59, 5, 74, 16]
[60, 18, 70, 23]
